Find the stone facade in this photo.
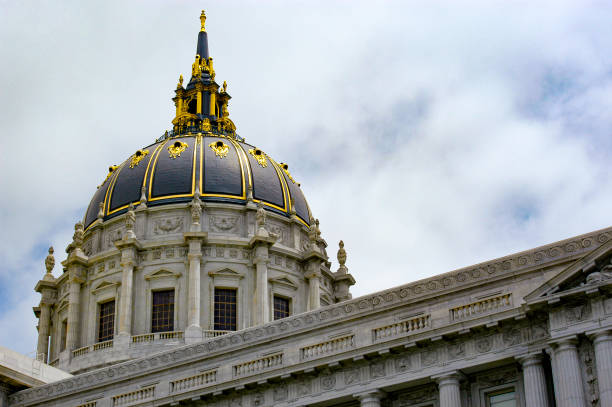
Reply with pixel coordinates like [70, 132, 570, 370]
[12, 226, 612, 407]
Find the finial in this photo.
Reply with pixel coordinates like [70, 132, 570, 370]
[315, 219, 321, 239]
[337, 240, 347, 273]
[223, 81, 227, 93]
[45, 247, 55, 275]
[139, 185, 147, 208]
[256, 201, 269, 237]
[190, 187, 202, 231]
[200, 10, 206, 32]
[97, 202, 104, 220]
[177, 74, 183, 88]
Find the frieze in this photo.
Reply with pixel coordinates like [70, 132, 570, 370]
[152, 217, 184, 235]
[210, 216, 240, 233]
[14, 227, 609, 406]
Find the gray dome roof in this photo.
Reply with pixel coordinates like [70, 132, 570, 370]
[84, 134, 311, 230]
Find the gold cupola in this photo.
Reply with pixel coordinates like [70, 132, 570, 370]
[171, 10, 236, 137]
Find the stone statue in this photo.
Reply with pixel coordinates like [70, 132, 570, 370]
[586, 259, 612, 284]
[223, 80, 227, 93]
[45, 247, 55, 275]
[190, 188, 202, 226]
[125, 202, 136, 239]
[139, 185, 147, 207]
[315, 219, 321, 239]
[73, 221, 84, 249]
[308, 217, 317, 244]
[337, 240, 347, 273]
[178, 74, 183, 88]
[256, 201, 266, 229]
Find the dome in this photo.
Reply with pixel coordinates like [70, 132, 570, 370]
[84, 134, 311, 230]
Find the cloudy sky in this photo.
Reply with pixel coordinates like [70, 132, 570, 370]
[1, 0, 611, 356]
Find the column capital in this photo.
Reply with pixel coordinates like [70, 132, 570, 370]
[516, 352, 545, 367]
[432, 370, 465, 385]
[353, 390, 385, 401]
[586, 329, 612, 343]
[549, 335, 579, 350]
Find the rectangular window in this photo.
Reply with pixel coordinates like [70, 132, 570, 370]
[214, 288, 237, 331]
[273, 296, 290, 320]
[152, 290, 175, 333]
[98, 300, 115, 343]
[487, 389, 517, 407]
[60, 320, 67, 351]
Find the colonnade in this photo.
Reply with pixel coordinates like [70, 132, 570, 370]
[351, 331, 612, 407]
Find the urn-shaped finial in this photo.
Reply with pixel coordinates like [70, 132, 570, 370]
[337, 240, 348, 273]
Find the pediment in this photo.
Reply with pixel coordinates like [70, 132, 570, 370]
[269, 276, 298, 290]
[145, 269, 182, 280]
[208, 268, 244, 279]
[91, 280, 120, 294]
[525, 238, 612, 303]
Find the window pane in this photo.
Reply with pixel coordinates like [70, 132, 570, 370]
[214, 288, 237, 331]
[273, 296, 290, 320]
[152, 290, 175, 333]
[98, 300, 115, 342]
[489, 389, 516, 407]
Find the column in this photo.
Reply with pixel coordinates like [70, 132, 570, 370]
[518, 353, 550, 407]
[552, 337, 588, 407]
[592, 331, 612, 407]
[355, 390, 384, 407]
[187, 242, 202, 328]
[434, 371, 462, 407]
[253, 244, 270, 325]
[307, 272, 321, 311]
[0, 383, 11, 407]
[66, 275, 81, 350]
[118, 248, 136, 337]
[36, 303, 51, 362]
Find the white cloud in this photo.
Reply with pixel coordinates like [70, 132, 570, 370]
[1, 0, 611, 353]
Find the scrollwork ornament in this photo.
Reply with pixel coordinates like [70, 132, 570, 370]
[129, 149, 149, 168]
[249, 148, 268, 167]
[168, 141, 188, 159]
[209, 140, 229, 158]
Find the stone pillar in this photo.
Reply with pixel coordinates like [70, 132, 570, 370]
[66, 272, 82, 351]
[253, 244, 270, 325]
[184, 231, 206, 343]
[36, 303, 51, 362]
[0, 383, 11, 407]
[307, 271, 321, 311]
[591, 331, 612, 407]
[552, 337, 588, 407]
[434, 371, 462, 407]
[118, 249, 136, 337]
[355, 390, 384, 407]
[518, 353, 550, 407]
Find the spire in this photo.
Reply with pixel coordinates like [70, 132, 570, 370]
[196, 10, 209, 60]
[169, 10, 237, 139]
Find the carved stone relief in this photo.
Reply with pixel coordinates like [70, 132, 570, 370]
[370, 361, 386, 378]
[502, 327, 522, 347]
[297, 379, 311, 396]
[321, 373, 336, 390]
[273, 385, 288, 401]
[448, 341, 466, 359]
[210, 216, 240, 233]
[153, 217, 183, 235]
[579, 338, 600, 406]
[421, 349, 438, 366]
[344, 367, 360, 385]
[476, 336, 494, 353]
[395, 355, 412, 372]
[251, 392, 264, 407]
[565, 303, 591, 323]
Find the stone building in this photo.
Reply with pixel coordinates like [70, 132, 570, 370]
[6, 10, 612, 407]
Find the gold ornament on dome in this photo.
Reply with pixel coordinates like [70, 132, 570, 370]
[209, 141, 229, 158]
[249, 148, 267, 168]
[130, 149, 149, 168]
[168, 141, 188, 159]
[279, 163, 295, 183]
[98, 165, 118, 188]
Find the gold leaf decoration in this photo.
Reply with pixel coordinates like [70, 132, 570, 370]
[249, 148, 267, 168]
[98, 165, 118, 188]
[279, 162, 295, 183]
[130, 149, 149, 168]
[209, 140, 229, 158]
[168, 141, 188, 159]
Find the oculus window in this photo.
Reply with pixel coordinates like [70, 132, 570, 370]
[152, 290, 175, 333]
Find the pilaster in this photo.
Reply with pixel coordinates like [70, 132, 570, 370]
[184, 231, 207, 343]
[114, 237, 142, 341]
[249, 233, 277, 326]
[62, 249, 87, 351]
